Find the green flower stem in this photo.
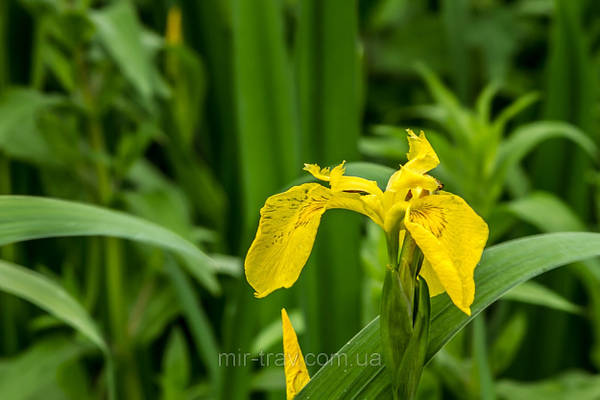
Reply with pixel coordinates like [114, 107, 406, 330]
[0, 153, 17, 354]
[30, 15, 47, 90]
[472, 315, 495, 400]
[76, 47, 130, 400]
[381, 231, 431, 400]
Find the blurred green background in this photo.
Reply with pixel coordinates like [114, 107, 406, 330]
[1, 0, 600, 399]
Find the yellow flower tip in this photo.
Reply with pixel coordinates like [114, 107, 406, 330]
[303, 162, 347, 184]
[404, 129, 440, 174]
[406, 128, 418, 138]
[303, 163, 331, 181]
[166, 6, 183, 45]
[282, 308, 310, 399]
[461, 306, 472, 316]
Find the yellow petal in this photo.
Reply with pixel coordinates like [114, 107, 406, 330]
[303, 163, 337, 182]
[304, 162, 383, 196]
[405, 129, 439, 174]
[331, 176, 384, 197]
[404, 194, 488, 314]
[245, 183, 331, 297]
[327, 192, 384, 227]
[245, 183, 383, 297]
[419, 259, 445, 296]
[282, 308, 310, 399]
[386, 166, 440, 194]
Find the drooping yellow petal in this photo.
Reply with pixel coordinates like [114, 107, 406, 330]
[404, 193, 488, 314]
[304, 162, 383, 196]
[282, 308, 310, 399]
[245, 183, 331, 297]
[245, 182, 383, 297]
[405, 129, 439, 174]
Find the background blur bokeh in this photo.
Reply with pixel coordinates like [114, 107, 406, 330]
[1, 0, 600, 399]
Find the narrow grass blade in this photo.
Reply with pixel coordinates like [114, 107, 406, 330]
[165, 260, 221, 391]
[0, 195, 218, 293]
[503, 281, 584, 315]
[0, 259, 106, 351]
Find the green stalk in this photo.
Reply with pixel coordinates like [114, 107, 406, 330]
[381, 230, 429, 400]
[0, 0, 18, 356]
[441, 0, 470, 102]
[296, 0, 362, 355]
[77, 46, 128, 399]
[528, 0, 593, 375]
[166, 261, 222, 396]
[83, 238, 101, 311]
[30, 15, 47, 90]
[88, 118, 111, 205]
[0, 153, 18, 355]
[471, 315, 495, 400]
[225, 1, 299, 398]
[0, 0, 7, 89]
[105, 237, 124, 340]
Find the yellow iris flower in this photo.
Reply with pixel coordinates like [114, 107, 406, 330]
[245, 130, 488, 315]
[282, 308, 310, 399]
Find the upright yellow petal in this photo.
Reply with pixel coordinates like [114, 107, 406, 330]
[386, 166, 440, 194]
[404, 194, 488, 314]
[404, 130, 439, 174]
[245, 183, 331, 297]
[282, 309, 310, 399]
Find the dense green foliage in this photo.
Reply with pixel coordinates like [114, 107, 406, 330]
[1, 0, 600, 399]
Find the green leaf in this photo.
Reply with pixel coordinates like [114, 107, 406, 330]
[490, 312, 527, 376]
[160, 328, 190, 400]
[90, 2, 159, 99]
[503, 281, 584, 315]
[494, 121, 597, 182]
[297, 232, 600, 398]
[130, 285, 180, 346]
[496, 371, 600, 400]
[416, 63, 471, 144]
[0, 195, 219, 293]
[0, 338, 91, 400]
[0, 88, 60, 164]
[0, 259, 106, 351]
[501, 191, 584, 232]
[165, 260, 221, 389]
[232, 0, 299, 225]
[359, 136, 408, 160]
[491, 92, 540, 136]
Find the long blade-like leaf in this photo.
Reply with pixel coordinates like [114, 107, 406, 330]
[495, 121, 597, 181]
[0, 259, 106, 352]
[0, 195, 218, 292]
[297, 232, 600, 398]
